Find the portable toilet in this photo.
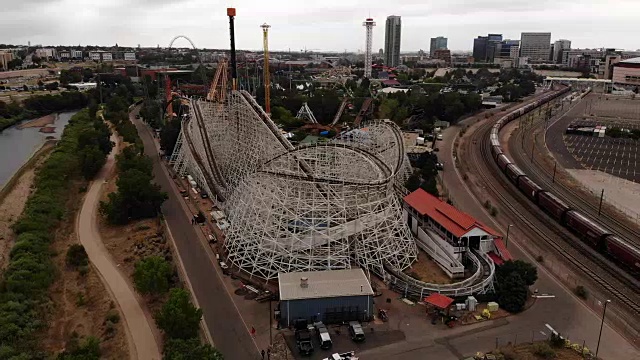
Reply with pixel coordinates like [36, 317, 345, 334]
[466, 296, 478, 312]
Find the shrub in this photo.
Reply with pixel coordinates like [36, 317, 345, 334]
[106, 310, 120, 324]
[575, 285, 588, 299]
[484, 200, 492, 209]
[155, 288, 203, 340]
[532, 342, 556, 359]
[536, 255, 544, 263]
[163, 338, 224, 360]
[56, 335, 100, 360]
[490, 206, 499, 217]
[133, 256, 173, 295]
[66, 244, 89, 268]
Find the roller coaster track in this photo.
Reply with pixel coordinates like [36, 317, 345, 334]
[467, 92, 640, 316]
[331, 98, 349, 126]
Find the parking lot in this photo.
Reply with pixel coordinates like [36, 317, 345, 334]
[283, 323, 405, 360]
[583, 96, 640, 120]
[564, 134, 640, 183]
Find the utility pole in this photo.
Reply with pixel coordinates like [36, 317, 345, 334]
[598, 189, 605, 215]
[505, 224, 513, 248]
[595, 300, 611, 358]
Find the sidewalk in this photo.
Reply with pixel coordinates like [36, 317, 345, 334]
[76, 132, 161, 360]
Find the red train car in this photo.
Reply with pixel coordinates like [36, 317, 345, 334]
[538, 191, 570, 222]
[497, 154, 511, 171]
[517, 176, 543, 201]
[604, 236, 640, 273]
[565, 210, 611, 246]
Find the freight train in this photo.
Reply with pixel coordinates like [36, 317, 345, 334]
[488, 88, 640, 275]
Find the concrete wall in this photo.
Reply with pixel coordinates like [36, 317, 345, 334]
[281, 295, 373, 327]
[612, 67, 640, 85]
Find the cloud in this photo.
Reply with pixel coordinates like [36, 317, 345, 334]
[1, 0, 638, 51]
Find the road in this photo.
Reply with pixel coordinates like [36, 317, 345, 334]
[435, 96, 639, 359]
[131, 111, 260, 360]
[77, 132, 161, 360]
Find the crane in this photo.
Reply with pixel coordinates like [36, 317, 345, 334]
[261, 23, 271, 115]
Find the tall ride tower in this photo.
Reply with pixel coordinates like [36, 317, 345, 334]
[261, 23, 271, 115]
[227, 8, 238, 90]
[363, 18, 376, 78]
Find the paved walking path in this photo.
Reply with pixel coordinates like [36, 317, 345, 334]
[76, 132, 162, 360]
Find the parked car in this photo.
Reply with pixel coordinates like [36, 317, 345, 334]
[294, 319, 314, 355]
[348, 321, 365, 342]
[314, 322, 332, 350]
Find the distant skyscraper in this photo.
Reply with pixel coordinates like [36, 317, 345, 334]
[473, 34, 502, 62]
[553, 39, 571, 64]
[362, 18, 376, 78]
[379, 48, 384, 58]
[473, 36, 488, 62]
[430, 36, 448, 57]
[520, 32, 552, 62]
[384, 15, 401, 67]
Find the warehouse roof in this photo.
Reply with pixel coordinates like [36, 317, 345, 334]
[278, 269, 374, 301]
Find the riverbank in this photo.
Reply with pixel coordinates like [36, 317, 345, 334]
[18, 113, 56, 129]
[0, 140, 56, 270]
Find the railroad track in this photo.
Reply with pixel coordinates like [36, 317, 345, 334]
[463, 103, 640, 316]
[511, 98, 640, 244]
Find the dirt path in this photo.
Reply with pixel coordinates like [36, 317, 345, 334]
[76, 133, 161, 360]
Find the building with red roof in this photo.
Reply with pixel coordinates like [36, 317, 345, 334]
[403, 189, 510, 266]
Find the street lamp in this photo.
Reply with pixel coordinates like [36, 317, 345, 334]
[595, 299, 611, 358]
[505, 224, 513, 248]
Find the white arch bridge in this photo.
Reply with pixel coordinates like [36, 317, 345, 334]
[169, 90, 495, 295]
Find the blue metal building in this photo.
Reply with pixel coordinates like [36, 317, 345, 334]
[278, 269, 375, 327]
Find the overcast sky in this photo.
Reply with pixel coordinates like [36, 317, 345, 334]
[2, 0, 639, 52]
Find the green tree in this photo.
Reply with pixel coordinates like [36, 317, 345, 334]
[497, 260, 538, 286]
[133, 256, 173, 295]
[497, 272, 528, 313]
[56, 336, 100, 360]
[163, 338, 224, 360]
[100, 168, 167, 224]
[79, 145, 107, 180]
[155, 288, 203, 340]
[160, 116, 182, 154]
[66, 244, 88, 268]
[405, 171, 421, 192]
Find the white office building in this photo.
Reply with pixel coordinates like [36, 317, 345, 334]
[520, 32, 551, 62]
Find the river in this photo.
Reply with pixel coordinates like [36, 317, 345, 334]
[0, 111, 77, 188]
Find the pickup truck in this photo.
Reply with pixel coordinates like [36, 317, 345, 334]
[295, 328, 314, 356]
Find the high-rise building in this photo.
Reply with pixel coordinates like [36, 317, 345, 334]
[520, 32, 552, 62]
[473, 34, 502, 62]
[553, 39, 571, 64]
[429, 36, 447, 57]
[384, 15, 401, 67]
[473, 36, 488, 62]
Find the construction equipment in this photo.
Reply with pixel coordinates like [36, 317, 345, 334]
[261, 23, 271, 115]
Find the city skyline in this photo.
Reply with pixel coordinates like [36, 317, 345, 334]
[2, 0, 639, 52]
